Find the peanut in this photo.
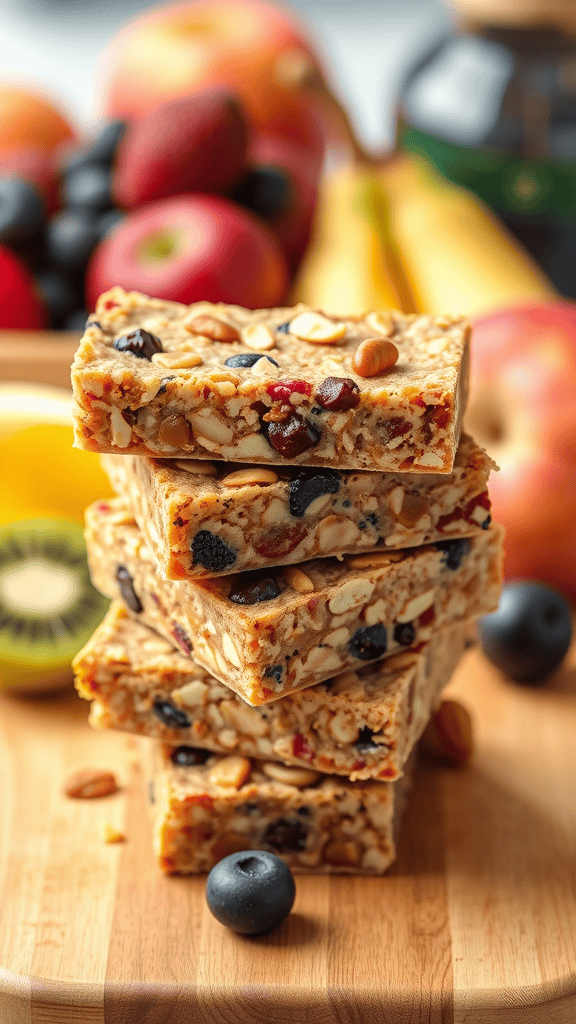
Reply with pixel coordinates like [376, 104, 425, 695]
[185, 315, 240, 342]
[352, 338, 399, 377]
[283, 566, 315, 594]
[64, 768, 118, 799]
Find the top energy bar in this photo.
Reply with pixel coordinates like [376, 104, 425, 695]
[71, 288, 470, 473]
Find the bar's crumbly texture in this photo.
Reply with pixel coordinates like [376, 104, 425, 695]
[74, 601, 468, 781]
[85, 499, 503, 704]
[101, 433, 495, 579]
[142, 739, 413, 874]
[72, 288, 470, 473]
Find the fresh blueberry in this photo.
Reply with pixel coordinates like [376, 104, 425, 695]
[224, 353, 279, 369]
[153, 699, 191, 729]
[0, 177, 44, 245]
[348, 624, 388, 661]
[170, 745, 210, 766]
[88, 120, 127, 164]
[114, 328, 163, 360]
[233, 167, 293, 220]
[64, 308, 90, 331]
[288, 468, 340, 518]
[34, 270, 80, 328]
[434, 537, 471, 571]
[206, 850, 295, 935]
[96, 208, 125, 240]
[61, 164, 112, 212]
[115, 564, 142, 613]
[191, 530, 236, 572]
[228, 574, 281, 604]
[45, 209, 100, 274]
[478, 581, 572, 684]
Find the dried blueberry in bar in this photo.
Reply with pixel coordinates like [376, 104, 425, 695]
[84, 498, 503, 705]
[100, 433, 495, 579]
[139, 738, 414, 874]
[72, 288, 470, 473]
[73, 601, 469, 781]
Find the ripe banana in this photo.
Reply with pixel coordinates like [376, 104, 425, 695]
[290, 162, 410, 316]
[382, 154, 556, 317]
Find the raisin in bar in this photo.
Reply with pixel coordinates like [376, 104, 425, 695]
[74, 601, 469, 781]
[141, 739, 413, 874]
[72, 288, 470, 473]
[101, 433, 495, 579]
[85, 499, 503, 704]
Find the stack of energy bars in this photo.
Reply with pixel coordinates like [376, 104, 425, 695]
[71, 287, 503, 875]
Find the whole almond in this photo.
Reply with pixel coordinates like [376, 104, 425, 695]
[64, 768, 119, 799]
[420, 699, 473, 766]
[352, 338, 399, 378]
[186, 315, 240, 343]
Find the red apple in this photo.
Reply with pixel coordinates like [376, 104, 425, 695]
[101, 0, 325, 159]
[247, 132, 322, 270]
[0, 245, 46, 328]
[86, 193, 289, 309]
[466, 300, 576, 599]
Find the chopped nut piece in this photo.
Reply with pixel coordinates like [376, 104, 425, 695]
[396, 589, 436, 623]
[420, 699, 473, 766]
[352, 338, 399, 378]
[185, 315, 240, 343]
[283, 566, 315, 594]
[221, 468, 279, 487]
[346, 552, 404, 570]
[365, 310, 395, 336]
[208, 755, 252, 789]
[64, 768, 118, 799]
[173, 459, 218, 476]
[110, 408, 131, 449]
[101, 822, 126, 844]
[242, 322, 276, 351]
[261, 762, 320, 787]
[328, 578, 375, 615]
[289, 311, 346, 344]
[151, 351, 203, 369]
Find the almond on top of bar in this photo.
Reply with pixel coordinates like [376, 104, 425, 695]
[72, 288, 470, 473]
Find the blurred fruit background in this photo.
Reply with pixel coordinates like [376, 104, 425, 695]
[0, 0, 575, 690]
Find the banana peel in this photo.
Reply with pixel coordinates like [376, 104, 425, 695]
[381, 154, 557, 318]
[290, 162, 411, 316]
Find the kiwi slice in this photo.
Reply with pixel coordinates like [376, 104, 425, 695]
[0, 518, 108, 693]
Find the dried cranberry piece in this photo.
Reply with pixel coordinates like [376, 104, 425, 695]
[348, 624, 388, 661]
[288, 468, 340, 518]
[253, 523, 307, 559]
[114, 328, 162, 360]
[354, 726, 381, 754]
[264, 415, 321, 459]
[266, 379, 312, 402]
[191, 530, 236, 571]
[153, 699, 191, 729]
[394, 622, 416, 647]
[384, 416, 411, 441]
[115, 564, 142, 613]
[264, 664, 283, 685]
[262, 817, 308, 852]
[170, 745, 210, 766]
[292, 733, 315, 763]
[435, 537, 471, 571]
[228, 574, 281, 604]
[225, 353, 278, 368]
[171, 623, 193, 655]
[315, 377, 360, 412]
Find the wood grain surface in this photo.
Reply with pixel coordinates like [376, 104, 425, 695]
[0, 636, 575, 1024]
[0, 331, 79, 389]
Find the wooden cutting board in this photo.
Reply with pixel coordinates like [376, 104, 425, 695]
[1, 636, 575, 1024]
[0, 331, 79, 389]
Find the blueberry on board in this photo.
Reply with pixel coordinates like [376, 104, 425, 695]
[348, 624, 388, 661]
[233, 167, 293, 221]
[45, 208, 100, 274]
[191, 531, 236, 572]
[152, 699, 191, 729]
[225, 353, 279, 369]
[478, 581, 572, 684]
[434, 537, 471, 571]
[115, 564, 142, 613]
[62, 164, 112, 213]
[0, 177, 44, 245]
[288, 468, 341, 518]
[206, 850, 296, 935]
[114, 328, 163, 360]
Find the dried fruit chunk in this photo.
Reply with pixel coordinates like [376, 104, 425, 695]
[191, 530, 236, 572]
[114, 328, 162, 360]
[170, 745, 210, 767]
[288, 469, 340, 517]
[116, 564, 142, 613]
[253, 523, 307, 559]
[315, 377, 360, 412]
[348, 624, 388, 661]
[266, 379, 311, 402]
[264, 415, 321, 458]
[393, 622, 416, 647]
[224, 353, 278, 369]
[354, 726, 380, 754]
[228, 574, 281, 605]
[153, 699, 192, 729]
[352, 338, 398, 377]
[435, 537, 472, 571]
[262, 817, 308, 852]
[64, 768, 118, 799]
